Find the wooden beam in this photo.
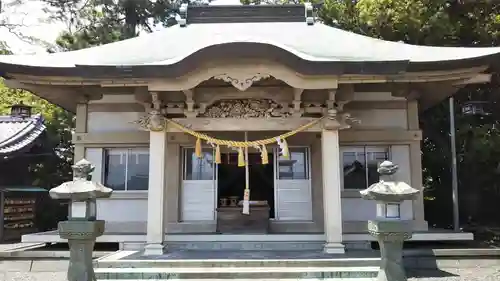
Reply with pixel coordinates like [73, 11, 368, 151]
[340, 130, 422, 143]
[166, 117, 323, 132]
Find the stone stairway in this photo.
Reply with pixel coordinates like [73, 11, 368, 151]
[94, 250, 380, 280]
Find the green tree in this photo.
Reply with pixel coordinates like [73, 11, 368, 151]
[45, 0, 209, 51]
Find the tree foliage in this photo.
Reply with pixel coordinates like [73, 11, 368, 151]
[0, 0, 56, 50]
[44, 0, 209, 51]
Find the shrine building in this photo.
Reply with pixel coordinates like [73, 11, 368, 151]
[1, 4, 499, 254]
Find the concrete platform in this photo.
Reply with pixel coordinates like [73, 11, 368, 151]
[21, 229, 474, 245]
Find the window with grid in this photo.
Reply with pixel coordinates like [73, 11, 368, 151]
[277, 147, 309, 180]
[183, 148, 214, 181]
[340, 146, 390, 189]
[103, 148, 149, 191]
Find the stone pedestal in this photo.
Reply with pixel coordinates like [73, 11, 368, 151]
[368, 220, 412, 281]
[58, 220, 105, 281]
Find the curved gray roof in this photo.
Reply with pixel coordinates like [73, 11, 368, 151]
[0, 21, 499, 77]
[3, 22, 500, 66]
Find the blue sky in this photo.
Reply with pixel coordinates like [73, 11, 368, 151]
[0, 0, 240, 54]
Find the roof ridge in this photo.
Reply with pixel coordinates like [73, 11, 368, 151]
[0, 114, 43, 122]
[178, 3, 315, 26]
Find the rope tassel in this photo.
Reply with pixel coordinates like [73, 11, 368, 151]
[238, 148, 245, 167]
[215, 145, 221, 164]
[282, 138, 290, 159]
[242, 188, 250, 215]
[277, 137, 290, 159]
[195, 138, 202, 158]
[261, 145, 269, 165]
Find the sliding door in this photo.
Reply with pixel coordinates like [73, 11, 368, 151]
[274, 147, 313, 221]
[180, 148, 217, 221]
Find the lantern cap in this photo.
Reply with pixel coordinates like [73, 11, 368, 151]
[377, 160, 399, 175]
[73, 159, 94, 180]
[49, 158, 112, 201]
[360, 160, 420, 202]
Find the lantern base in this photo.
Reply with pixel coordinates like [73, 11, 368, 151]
[368, 220, 413, 281]
[58, 220, 105, 281]
[58, 220, 105, 240]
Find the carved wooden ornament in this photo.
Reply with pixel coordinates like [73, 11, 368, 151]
[134, 111, 167, 131]
[213, 73, 271, 91]
[201, 99, 290, 118]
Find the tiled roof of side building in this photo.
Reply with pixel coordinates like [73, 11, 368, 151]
[0, 114, 46, 155]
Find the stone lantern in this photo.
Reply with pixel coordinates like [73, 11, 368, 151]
[10, 102, 32, 118]
[49, 159, 112, 281]
[360, 160, 420, 281]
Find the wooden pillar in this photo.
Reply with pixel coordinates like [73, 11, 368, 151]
[144, 130, 168, 255]
[321, 128, 345, 254]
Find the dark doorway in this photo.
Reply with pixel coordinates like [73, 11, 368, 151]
[217, 153, 275, 218]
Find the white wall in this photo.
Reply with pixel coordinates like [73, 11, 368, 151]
[77, 148, 148, 233]
[88, 94, 138, 104]
[342, 199, 413, 221]
[350, 109, 408, 129]
[352, 92, 406, 101]
[341, 145, 414, 222]
[87, 94, 144, 133]
[87, 112, 143, 133]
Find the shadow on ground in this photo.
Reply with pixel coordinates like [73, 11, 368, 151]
[406, 269, 459, 278]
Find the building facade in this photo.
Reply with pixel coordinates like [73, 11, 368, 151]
[0, 4, 499, 254]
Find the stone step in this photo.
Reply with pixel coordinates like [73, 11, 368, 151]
[95, 266, 379, 280]
[96, 257, 380, 269]
[121, 241, 372, 251]
[97, 279, 376, 281]
[167, 241, 326, 251]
